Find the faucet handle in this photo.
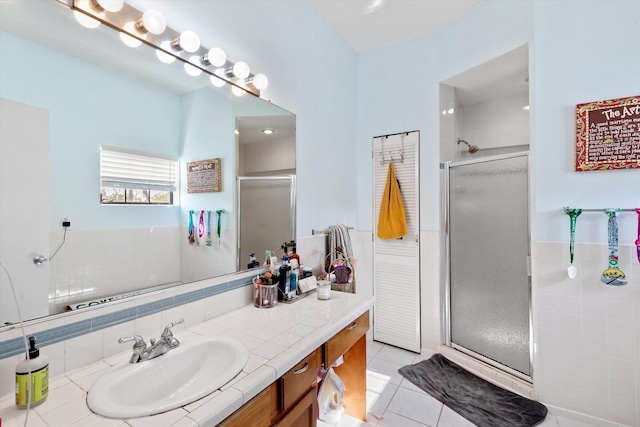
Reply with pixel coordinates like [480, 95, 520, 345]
[118, 335, 146, 347]
[162, 318, 184, 337]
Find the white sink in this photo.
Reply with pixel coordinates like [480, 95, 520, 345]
[88, 336, 249, 419]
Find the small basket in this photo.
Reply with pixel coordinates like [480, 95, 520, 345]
[253, 278, 277, 308]
[324, 249, 355, 293]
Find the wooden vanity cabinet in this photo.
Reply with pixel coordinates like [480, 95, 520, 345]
[218, 383, 276, 427]
[274, 388, 317, 427]
[220, 349, 320, 427]
[322, 311, 369, 421]
[219, 310, 369, 426]
[280, 348, 322, 415]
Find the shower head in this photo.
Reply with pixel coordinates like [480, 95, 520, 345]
[457, 139, 479, 154]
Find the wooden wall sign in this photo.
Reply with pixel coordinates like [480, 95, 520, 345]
[575, 95, 640, 171]
[187, 158, 221, 193]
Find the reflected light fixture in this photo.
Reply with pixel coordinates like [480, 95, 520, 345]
[91, 0, 124, 12]
[184, 56, 203, 77]
[156, 41, 176, 64]
[135, 9, 166, 35]
[210, 69, 227, 88]
[261, 128, 275, 135]
[74, 0, 101, 28]
[119, 22, 142, 47]
[202, 47, 226, 67]
[231, 82, 247, 97]
[172, 30, 200, 53]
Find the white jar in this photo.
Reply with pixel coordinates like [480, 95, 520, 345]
[317, 280, 331, 300]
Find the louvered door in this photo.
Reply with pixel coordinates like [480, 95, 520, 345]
[372, 131, 420, 352]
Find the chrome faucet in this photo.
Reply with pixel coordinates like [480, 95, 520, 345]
[119, 318, 184, 363]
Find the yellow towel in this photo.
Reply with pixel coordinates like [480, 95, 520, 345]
[377, 162, 407, 239]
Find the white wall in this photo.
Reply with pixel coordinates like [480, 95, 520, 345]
[129, 0, 360, 238]
[532, 1, 638, 245]
[0, 99, 50, 324]
[357, 1, 639, 425]
[459, 93, 530, 153]
[240, 137, 295, 175]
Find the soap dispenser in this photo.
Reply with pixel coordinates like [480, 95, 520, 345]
[16, 336, 49, 408]
[247, 252, 260, 269]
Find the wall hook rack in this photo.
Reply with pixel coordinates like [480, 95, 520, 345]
[563, 207, 636, 213]
[379, 149, 404, 165]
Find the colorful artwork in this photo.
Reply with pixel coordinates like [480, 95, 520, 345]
[187, 158, 222, 193]
[575, 95, 640, 171]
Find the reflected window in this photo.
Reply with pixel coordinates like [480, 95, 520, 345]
[100, 145, 177, 205]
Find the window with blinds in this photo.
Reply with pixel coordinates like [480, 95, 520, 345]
[100, 145, 178, 205]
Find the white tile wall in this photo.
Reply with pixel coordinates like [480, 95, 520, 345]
[49, 227, 181, 313]
[459, 93, 530, 152]
[360, 228, 638, 426]
[0, 275, 254, 404]
[533, 241, 638, 426]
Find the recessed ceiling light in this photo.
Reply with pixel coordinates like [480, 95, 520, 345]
[262, 128, 275, 135]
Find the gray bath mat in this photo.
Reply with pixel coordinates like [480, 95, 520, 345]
[398, 353, 547, 427]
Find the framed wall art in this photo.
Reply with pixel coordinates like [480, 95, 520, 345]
[187, 158, 221, 193]
[575, 95, 640, 171]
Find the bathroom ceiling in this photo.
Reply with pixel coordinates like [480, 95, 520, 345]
[310, 0, 481, 54]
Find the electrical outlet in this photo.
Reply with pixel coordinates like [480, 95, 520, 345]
[62, 217, 71, 227]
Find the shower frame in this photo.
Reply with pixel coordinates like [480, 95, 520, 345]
[440, 151, 533, 383]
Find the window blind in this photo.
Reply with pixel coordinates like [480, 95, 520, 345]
[100, 145, 178, 192]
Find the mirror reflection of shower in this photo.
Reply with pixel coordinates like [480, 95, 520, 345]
[457, 139, 479, 154]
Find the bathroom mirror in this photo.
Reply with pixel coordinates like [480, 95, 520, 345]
[0, 0, 295, 324]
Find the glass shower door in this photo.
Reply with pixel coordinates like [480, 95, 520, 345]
[445, 153, 531, 379]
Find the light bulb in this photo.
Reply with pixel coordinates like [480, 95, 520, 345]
[210, 69, 226, 87]
[203, 47, 226, 67]
[184, 56, 202, 77]
[93, 0, 123, 12]
[156, 47, 176, 64]
[120, 22, 142, 48]
[74, 0, 101, 28]
[251, 73, 268, 90]
[232, 61, 250, 79]
[231, 83, 247, 97]
[137, 9, 166, 35]
[172, 30, 200, 53]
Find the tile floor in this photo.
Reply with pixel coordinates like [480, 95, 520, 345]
[318, 340, 599, 427]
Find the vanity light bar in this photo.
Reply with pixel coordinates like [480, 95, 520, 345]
[68, 0, 267, 97]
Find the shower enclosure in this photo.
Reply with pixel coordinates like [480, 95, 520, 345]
[237, 176, 296, 271]
[441, 152, 531, 380]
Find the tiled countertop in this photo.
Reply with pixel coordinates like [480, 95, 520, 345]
[1, 292, 374, 427]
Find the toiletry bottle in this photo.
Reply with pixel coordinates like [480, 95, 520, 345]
[289, 243, 300, 266]
[278, 255, 291, 301]
[289, 258, 299, 297]
[16, 336, 49, 408]
[247, 252, 260, 269]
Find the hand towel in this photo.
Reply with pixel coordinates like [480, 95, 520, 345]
[377, 162, 407, 239]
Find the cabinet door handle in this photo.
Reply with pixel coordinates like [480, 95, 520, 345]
[346, 322, 357, 331]
[293, 363, 309, 375]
